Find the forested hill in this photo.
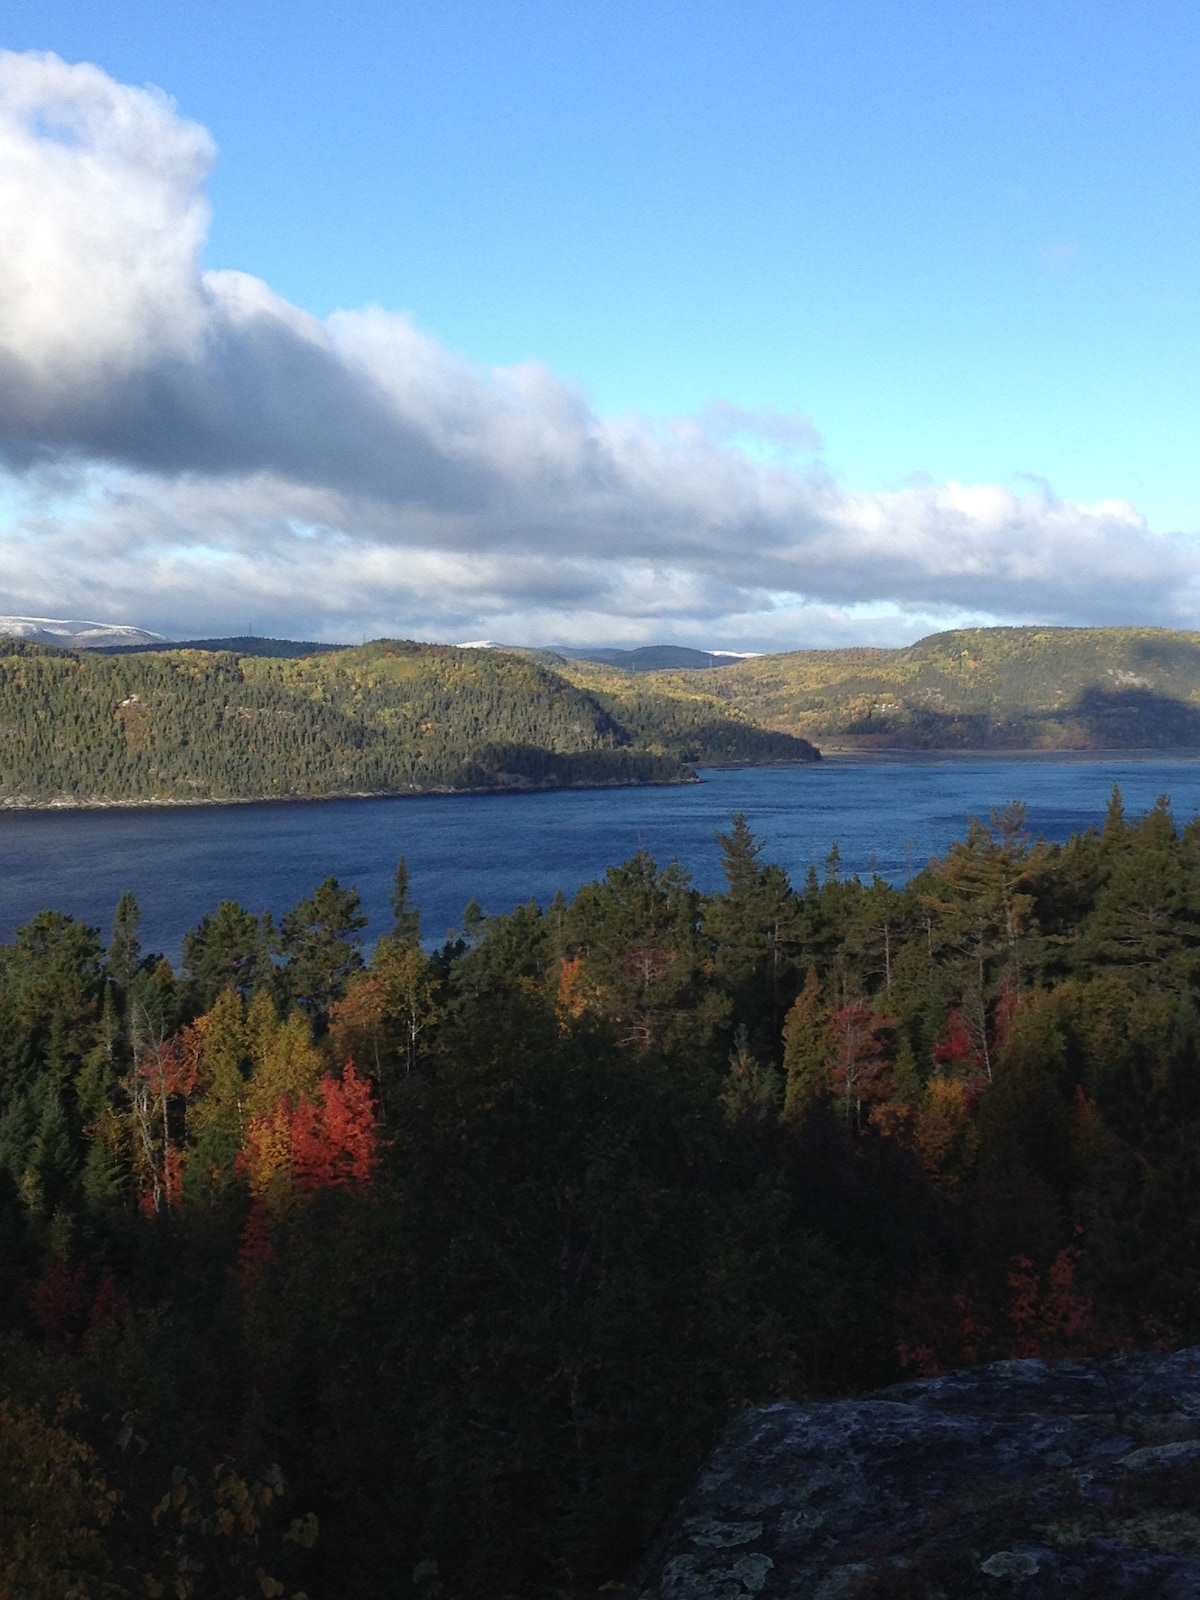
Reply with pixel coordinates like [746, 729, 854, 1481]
[0, 637, 818, 806]
[650, 625, 1200, 750]
[92, 635, 346, 659]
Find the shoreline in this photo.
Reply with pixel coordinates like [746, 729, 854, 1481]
[814, 745, 1200, 763]
[0, 772, 705, 814]
[4, 748, 1200, 812]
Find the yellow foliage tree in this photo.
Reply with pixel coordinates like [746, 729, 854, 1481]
[190, 986, 249, 1144]
[914, 1076, 978, 1186]
[245, 1008, 324, 1121]
[781, 968, 832, 1122]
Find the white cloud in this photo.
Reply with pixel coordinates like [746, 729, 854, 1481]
[0, 48, 1198, 650]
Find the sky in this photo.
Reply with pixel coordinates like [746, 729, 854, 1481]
[0, 1, 1198, 651]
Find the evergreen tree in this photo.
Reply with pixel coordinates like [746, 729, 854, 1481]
[1080, 796, 1200, 980]
[181, 900, 264, 1009]
[705, 813, 801, 1054]
[1101, 782, 1126, 847]
[388, 856, 422, 945]
[106, 891, 142, 988]
[566, 851, 727, 1059]
[921, 803, 1039, 998]
[278, 877, 368, 1017]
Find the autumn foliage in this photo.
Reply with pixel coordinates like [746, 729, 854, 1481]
[27, 1260, 127, 1351]
[829, 1001, 895, 1126]
[239, 1061, 378, 1201]
[8, 801, 1200, 1595]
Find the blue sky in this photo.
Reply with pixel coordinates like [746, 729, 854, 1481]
[0, 2, 1198, 648]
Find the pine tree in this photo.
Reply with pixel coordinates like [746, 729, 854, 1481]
[705, 813, 801, 1053]
[181, 900, 263, 1008]
[389, 856, 422, 945]
[922, 803, 1038, 996]
[566, 851, 727, 1059]
[106, 891, 142, 988]
[278, 877, 368, 1016]
[1081, 796, 1200, 979]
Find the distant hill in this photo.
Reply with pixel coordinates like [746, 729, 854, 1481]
[93, 635, 346, 658]
[555, 645, 750, 672]
[654, 626, 1200, 750]
[0, 615, 165, 649]
[32, 622, 1200, 760]
[543, 653, 818, 766]
[0, 637, 818, 807]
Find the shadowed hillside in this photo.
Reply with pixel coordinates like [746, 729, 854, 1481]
[647, 626, 1200, 750]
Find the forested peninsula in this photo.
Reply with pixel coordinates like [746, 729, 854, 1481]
[12, 624, 1200, 808]
[4, 793, 1200, 1594]
[0, 637, 817, 807]
[640, 624, 1200, 750]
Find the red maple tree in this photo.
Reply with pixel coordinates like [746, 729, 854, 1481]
[830, 1002, 895, 1128]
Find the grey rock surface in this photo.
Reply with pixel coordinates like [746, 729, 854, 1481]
[633, 1347, 1200, 1598]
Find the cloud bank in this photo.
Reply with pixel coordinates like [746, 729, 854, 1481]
[0, 49, 1196, 649]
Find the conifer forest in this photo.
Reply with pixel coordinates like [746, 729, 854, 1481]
[4, 790, 1200, 1595]
[0, 638, 816, 807]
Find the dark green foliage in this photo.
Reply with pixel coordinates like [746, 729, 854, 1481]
[277, 876, 367, 1015]
[388, 855, 421, 945]
[93, 634, 345, 658]
[5, 793, 1200, 1595]
[566, 850, 729, 1061]
[106, 892, 142, 988]
[705, 813, 803, 1052]
[265, 978, 867, 1596]
[181, 899, 266, 1008]
[0, 637, 816, 807]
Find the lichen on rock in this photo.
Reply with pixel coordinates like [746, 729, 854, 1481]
[633, 1345, 1200, 1598]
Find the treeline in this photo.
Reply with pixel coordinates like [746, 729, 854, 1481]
[0, 638, 817, 807]
[654, 624, 1200, 749]
[4, 790, 1200, 1595]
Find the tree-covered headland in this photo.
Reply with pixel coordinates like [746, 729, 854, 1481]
[15, 625, 1200, 810]
[0, 638, 817, 806]
[4, 790, 1200, 1595]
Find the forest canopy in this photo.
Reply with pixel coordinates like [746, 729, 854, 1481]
[0, 637, 817, 806]
[633, 624, 1200, 750]
[2, 789, 1199, 1595]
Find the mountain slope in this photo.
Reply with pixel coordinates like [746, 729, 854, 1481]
[0, 615, 166, 649]
[0, 638, 817, 806]
[536, 652, 823, 765]
[653, 626, 1200, 750]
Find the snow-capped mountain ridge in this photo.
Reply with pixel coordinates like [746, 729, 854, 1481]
[0, 616, 166, 649]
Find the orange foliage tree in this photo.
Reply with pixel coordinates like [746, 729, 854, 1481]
[240, 1061, 378, 1203]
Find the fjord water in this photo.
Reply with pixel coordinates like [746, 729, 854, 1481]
[4, 756, 1200, 959]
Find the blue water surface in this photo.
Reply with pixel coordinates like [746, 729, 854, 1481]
[3, 756, 1200, 960]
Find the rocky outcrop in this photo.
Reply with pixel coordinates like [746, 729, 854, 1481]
[634, 1347, 1200, 1598]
